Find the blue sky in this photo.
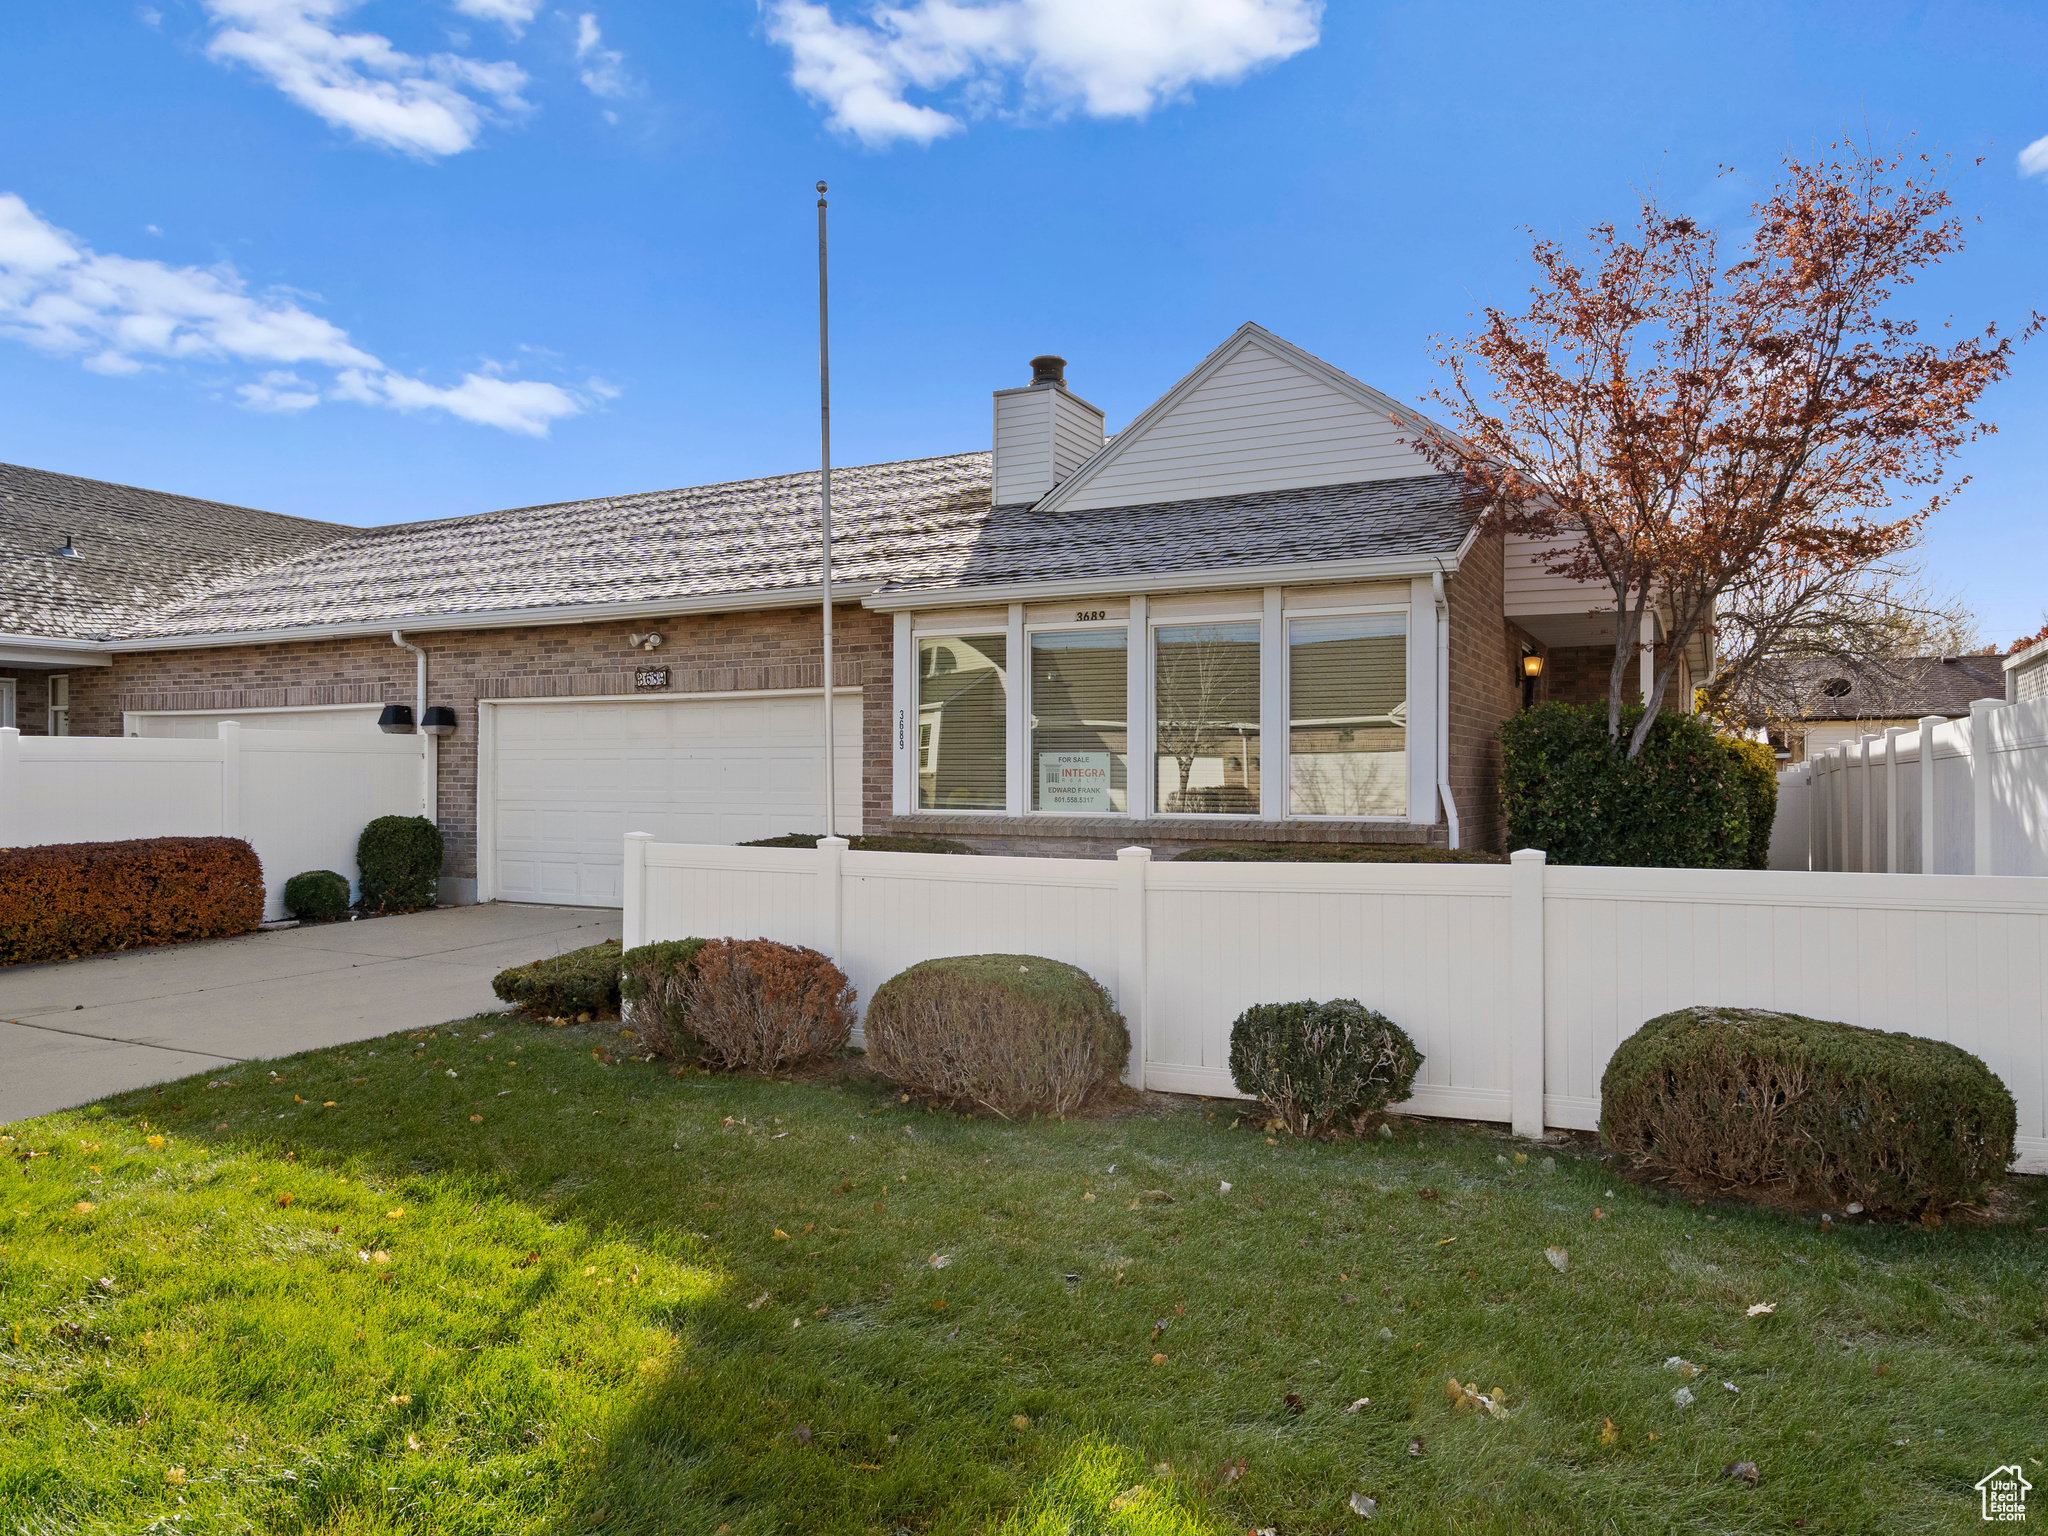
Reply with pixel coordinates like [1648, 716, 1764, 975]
[3, 0, 2045, 642]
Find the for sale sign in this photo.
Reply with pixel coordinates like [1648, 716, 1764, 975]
[1039, 752, 1113, 812]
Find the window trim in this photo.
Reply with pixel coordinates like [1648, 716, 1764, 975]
[1024, 619, 1131, 816]
[47, 673, 70, 738]
[912, 628, 1012, 817]
[1282, 602, 1413, 822]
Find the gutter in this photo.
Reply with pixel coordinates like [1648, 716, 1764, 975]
[0, 633, 114, 667]
[95, 581, 884, 654]
[863, 552, 1464, 613]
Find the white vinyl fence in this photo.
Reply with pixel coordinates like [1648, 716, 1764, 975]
[0, 723, 430, 919]
[625, 836, 2048, 1173]
[1773, 693, 2048, 876]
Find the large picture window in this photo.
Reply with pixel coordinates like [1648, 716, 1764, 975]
[1154, 622, 1260, 815]
[1030, 629, 1127, 813]
[1288, 613, 1406, 816]
[917, 634, 1007, 810]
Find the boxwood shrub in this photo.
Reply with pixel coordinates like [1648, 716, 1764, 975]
[1228, 999, 1422, 1136]
[1724, 737, 1781, 870]
[619, 937, 709, 1059]
[863, 954, 1128, 1116]
[283, 869, 351, 921]
[1175, 844, 1502, 864]
[492, 939, 623, 1019]
[1500, 703, 1752, 867]
[684, 939, 856, 1072]
[0, 836, 264, 965]
[1601, 1005, 2017, 1216]
[357, 815, 443, 913]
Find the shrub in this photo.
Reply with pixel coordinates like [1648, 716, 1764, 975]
[737, 833, 980, 855]
[1723, 737, 1780, 870]
[1601, 1005, 2017, 1216]
[0, 837, 263, 965]
[863, 954, 1129, 1117]
[683, 939, 855, 1072]
[1228, 1000, 1423, 1137]
[1499, 702, 1750, 867]
[357, 815, 443, 913]
[492, 939, 623, 1019]
[619, 938, 710, 1059]
[1175, 843, 1503, 864]
[283, 869, 351, 921]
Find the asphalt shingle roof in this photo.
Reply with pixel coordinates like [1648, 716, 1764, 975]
[1788, 653, 2008, 721]
[1, 453, 1479, 642]
[0, 462, 352, 641]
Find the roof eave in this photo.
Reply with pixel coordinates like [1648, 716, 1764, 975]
[0, 632, 115, 667]
[861, 551, 1462, 613]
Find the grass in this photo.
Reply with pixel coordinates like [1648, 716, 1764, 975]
[2, 1017, 2043, 1535]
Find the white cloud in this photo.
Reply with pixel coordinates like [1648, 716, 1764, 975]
[763, 0, 1321, 147]
[202, 0, 530, 158]
[2021, 135, 2048, 180]
[451, 0, 539, 33]
[0, 194, 597, 436]
[573, 13, 629, 99]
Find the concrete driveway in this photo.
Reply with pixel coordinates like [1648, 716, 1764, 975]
[0, 903, 621, 1125]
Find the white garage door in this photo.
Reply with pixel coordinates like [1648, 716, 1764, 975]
[128, 706, 383, 738]
[490, 692, 864, 906]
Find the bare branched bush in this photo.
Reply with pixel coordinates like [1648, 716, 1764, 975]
[863, 955, 1128, 1118]
[683, 938, 855, 1073]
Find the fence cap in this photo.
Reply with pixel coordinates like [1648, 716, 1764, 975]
[1116, 845, 1153, 861]
[1509, 848, 1548, 865]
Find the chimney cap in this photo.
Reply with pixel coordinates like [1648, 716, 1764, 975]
[1029, 355, 1067, 387]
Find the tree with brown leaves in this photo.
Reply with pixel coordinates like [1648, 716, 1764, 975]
[1409, 143, 2036, 757]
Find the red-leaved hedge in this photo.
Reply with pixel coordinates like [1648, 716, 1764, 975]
[0, 837, 265, 965]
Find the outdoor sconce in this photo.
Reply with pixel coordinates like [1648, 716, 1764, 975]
[1522, 653, 1545, 679]
[420, 705, 458, 737]
[377, 704, 415, 734]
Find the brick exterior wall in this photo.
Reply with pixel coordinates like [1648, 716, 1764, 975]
[0, 669, 55, 734]
[59, 604, 892, 883]
[1541, 642, 1689, 713]
[1443, 525, 1516, 854]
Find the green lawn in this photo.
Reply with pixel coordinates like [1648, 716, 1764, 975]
[2, 1016, 2042, 1535]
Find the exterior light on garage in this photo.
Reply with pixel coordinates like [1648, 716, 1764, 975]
[378, 704, 416, 734]
[420, 705, 458, 737]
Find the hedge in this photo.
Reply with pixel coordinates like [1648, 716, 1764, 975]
[492, 940, 623, 1018]
[1500, 703, 1753, 867]
[1724, 738, 1781, 870]
[863, 954, 1129, 1117]
[1601, 1005, 2017, 1216]
[738, 833, 980, 855]
[283, 869, 351, 921]
[0, 837, 264, 965]
[1228, 999, 1422, 1136]
[358, 815, 443, 913]
[1176, 843, 1503, 864]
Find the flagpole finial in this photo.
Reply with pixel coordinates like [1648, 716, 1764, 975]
[816, 179, 828, 200]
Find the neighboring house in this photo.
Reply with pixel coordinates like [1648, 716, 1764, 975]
[0, 323, 1703, 905]
[1769, 652, 2009, 762]
[2008, 633, 2048, 705]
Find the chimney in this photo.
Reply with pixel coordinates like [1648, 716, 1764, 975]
[991, 354, 1105, 506]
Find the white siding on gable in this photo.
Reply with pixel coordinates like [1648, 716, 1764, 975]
[1053, 341, 1439, 512]
[1503, 534, 1609, 619]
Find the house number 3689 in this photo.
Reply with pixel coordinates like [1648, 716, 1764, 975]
[1074, 609, 1107, 621]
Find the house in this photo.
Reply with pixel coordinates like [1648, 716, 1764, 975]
[2008, 632, 2048, 704]
[0, 323, 1703, 905]
[1766, 653, 2010, 762]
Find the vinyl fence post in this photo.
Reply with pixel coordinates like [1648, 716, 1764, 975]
[1969, 698, 2002, 876]
[1859, 734, 1877, 874]
[818, 834, 849, 961]
[0, 726, 19, 846]
[1116, 846, 1151, 1091]
[1917, 716, 1943, 874]
[622, 832, 652, 951]
[1509, 848, 1547, 1140]
[1882, 726, 1903, 873]
[217, 720, 243, 840]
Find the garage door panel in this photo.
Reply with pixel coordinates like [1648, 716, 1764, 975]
[492, 694, 862, 908]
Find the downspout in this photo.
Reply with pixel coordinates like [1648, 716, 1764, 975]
[1431, 570, 1460, 850]
[391, 631, 435, 824]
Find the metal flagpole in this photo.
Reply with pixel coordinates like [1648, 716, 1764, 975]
[816, 180, 836, 840]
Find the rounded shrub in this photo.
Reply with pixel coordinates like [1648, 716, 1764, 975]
[1722, 737, 1781, 870]
[863, 954, 1129, 1117]
[1601, 1005, 2017, 1216]
[1499, 702, 1750, 867]
[682, 938, 855, 1073]
[1228, 1000, 1422, 1137]
[282, 869, 351, 921]
[619, 937, 710, 1059]
[356, 815, 443, 913]
[491, 939, 623, 1019]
